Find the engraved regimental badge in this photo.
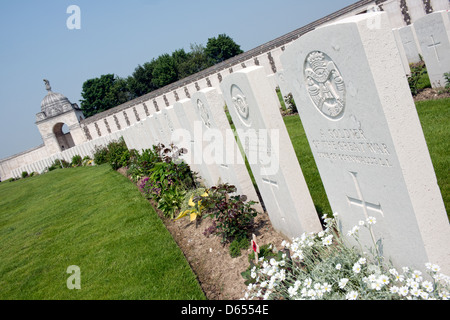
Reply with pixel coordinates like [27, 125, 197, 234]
[197, 99, 211, 128]
[231, 85, 251, 127]
[304, 51, 345, 120]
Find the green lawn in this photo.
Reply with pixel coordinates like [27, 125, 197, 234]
[0, 165, 205, 300]
[283, 97, 450, 220]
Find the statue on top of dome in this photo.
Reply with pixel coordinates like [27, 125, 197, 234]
[43, 79, 51, 92]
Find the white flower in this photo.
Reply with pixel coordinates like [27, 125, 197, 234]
[420, 291, 429, 300]
[358, 257, 367, 265]
[346, 291, 358, 300]
[389, 268, 399, 276]
[307, 289, 316, 299]
[336, 264, 342, 270]
[288, 286, 298, 297]
[421, 281, 433, 293]
[358, 220, 365, 226]
[394, 274, 404, 282]
[371, 282, 382, 291]
[410, 287, 421, 297]
[406, 278, 418, 288]
[251, 271, 257, 279]
[399, 286, 409, 297]
[333, 212, 339, 217]
[347, 225, 360, 237]
[368, 274, 377, 283]
[322, 282, 332, 293]
[412, 270, 423, 282]
[366, 216, 376, 225]
[318, 231, 325, 238]
[378, 275, 390, 286]
[304, 278, 312, 288]
[431, 264, 441, 273]
[439, 290, 449, 300]
[390, 286, 400, 294]
[322, 235, 333, 246]
[339, 278, 349, 289]
[353, 263, 361, 274]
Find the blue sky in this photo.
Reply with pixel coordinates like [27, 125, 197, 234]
[0, 0, 358, 159]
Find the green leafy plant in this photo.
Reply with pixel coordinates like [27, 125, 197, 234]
[106, 137, 130, 170]
[201, 183, 258, 243]
[444, 72, 450, 89]
[408, 61, 431, 95]
[93, 145, 109, 165]
[229, 236, 250, 258]
[284, 93, 298, 113]
[71, 155, 82, 167]
[48, 159, 70, 171]
[157, 187, 186, 219]
[21, 171, 28, 179]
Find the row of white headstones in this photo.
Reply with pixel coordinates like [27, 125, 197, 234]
[394, 9, 450, 87]
[120, 11, 450, 275]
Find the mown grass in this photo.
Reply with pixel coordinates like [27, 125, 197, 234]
[283, 98, 449, 220]
[283, 115, 332, 216]
[415, 98, 450, 218]
[0, 165, 205, 300]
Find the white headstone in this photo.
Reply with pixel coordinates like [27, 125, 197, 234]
[190, 88, 261, 206]
[172, 99, 218, 188]
[414, 10, 450, 88]
[147, 114, 164, 146]
[152, 110, 172, 146]
[381, 0, 407, 29]
[406, 0, 427, 22]
[431, 0, 450, 11]
[220, 66, 323, 239]
[280, 12, 450, 273]
[392, 28, 412, 74]
[398, 25, 423, 64]
[122, 124, 137, 150]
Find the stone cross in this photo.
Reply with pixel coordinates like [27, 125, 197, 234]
[427, 35, 442, 62]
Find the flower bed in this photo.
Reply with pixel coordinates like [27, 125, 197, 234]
[243, 213, 450, 300]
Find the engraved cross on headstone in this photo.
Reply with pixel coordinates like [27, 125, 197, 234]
[427, 35, 442, 62]
[347, 171, 384, 220]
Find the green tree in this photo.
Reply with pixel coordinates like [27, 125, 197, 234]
[151, 53, 178, 89]
[80, 74, 131, 117]
[205, 34, 243, 65]
[177, 43, 212, 79]
[128, 61, 157, 98]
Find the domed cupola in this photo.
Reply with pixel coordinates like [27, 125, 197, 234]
[36, 79, 80, 121]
